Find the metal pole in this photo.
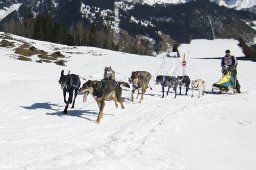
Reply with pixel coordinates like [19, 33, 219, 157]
[182, 54, 186, 76]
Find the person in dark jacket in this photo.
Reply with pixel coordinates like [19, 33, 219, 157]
[221, 49, 241, 93]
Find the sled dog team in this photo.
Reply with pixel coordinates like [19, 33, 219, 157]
[59, 66, 206, 123]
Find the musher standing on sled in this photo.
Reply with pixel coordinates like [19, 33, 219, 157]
[221, 49, 241, 93]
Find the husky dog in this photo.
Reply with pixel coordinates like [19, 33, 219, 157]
[79, 80, 130, 123]
[174, 75, 190, 98]
[103, 66, 115, 80]
[191, 79, 206, 98]
[129, 71, 151, 103]
[129, 71, 152, 85]
[58, 70, 81, 114]
[156, 75, 176, 98]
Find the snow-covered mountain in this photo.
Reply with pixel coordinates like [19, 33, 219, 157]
[0, 0, 256, 22]
[127, 0, 188, 6]
[212, 0, 256, 10]
[0, 3, 21, 22]
[1, 32, 256, 170]
[125, 0, 256, 10]
[1, 0, 256, 55]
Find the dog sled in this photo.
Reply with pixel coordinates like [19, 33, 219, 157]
[212, 68, 237, 94]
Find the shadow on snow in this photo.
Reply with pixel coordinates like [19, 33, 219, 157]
[20, 102, 100, 122]
[21, 102, 60, 111]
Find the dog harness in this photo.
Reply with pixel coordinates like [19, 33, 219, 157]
[161, 76, 174, 87]
[193, 81, 204, 89]
[64, 76, 81, 92]
[193, 83, 199, 89]
[101, 79, 119, 88]
[162, 76, 169, 87]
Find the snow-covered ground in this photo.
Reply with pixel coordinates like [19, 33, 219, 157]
[0, 33, 256, 170]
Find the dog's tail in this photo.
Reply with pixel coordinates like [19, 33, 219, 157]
[119, 82, 130, 89]
[202, 81, 206, 92]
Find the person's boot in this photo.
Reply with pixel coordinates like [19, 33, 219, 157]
[236, 80, 241, 93]
[237, 88, 241, 93]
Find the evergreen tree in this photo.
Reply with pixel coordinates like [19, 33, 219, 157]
[88, 24, 97, 46]
[33, 14, 53, 41]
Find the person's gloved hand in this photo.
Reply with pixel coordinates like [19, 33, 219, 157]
[221, 65, 228, 73]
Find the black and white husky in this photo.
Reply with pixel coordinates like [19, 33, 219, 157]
[103, 66, 115, 80]
[174, 75, 190, 98]
[155, 75, 176, 98]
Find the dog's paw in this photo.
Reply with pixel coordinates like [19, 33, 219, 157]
[96, 118, 101, 124]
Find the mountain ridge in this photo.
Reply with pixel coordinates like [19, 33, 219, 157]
[0, 0, 256, 56]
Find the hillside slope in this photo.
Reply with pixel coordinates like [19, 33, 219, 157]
[0, 33, 256, 170]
